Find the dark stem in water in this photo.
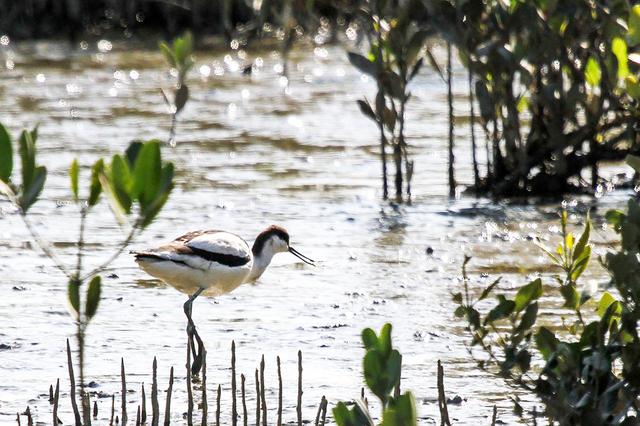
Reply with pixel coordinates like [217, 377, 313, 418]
[447, 43, 456, 198]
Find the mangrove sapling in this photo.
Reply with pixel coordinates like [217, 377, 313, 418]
[159, 32, 195, 147]
[0, 124, 175, 422]
[349, 0, 433, 202]
[333, 324, 417, 426]
[454, 155, 640, 423]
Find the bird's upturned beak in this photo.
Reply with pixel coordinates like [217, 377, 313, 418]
[289, 246, 315, 266]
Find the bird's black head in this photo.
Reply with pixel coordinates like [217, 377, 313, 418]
[252, 225, 314, 265]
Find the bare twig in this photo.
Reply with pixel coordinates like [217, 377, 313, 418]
[491, 405, 497, 426]
[21, 214, 72, 278]
[81, 225, 138, 281]
[136, 405, 141, 426]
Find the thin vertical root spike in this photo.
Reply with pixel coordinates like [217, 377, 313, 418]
[163, 366, 174, 426]
[142, 383, 147, 423]
[216, 384, 221, 426]
[437, 360, 451, 426]
[152, 357, 159, 426]
[121, 358, 128, 425]
[241, 374, 248, 426]
[297, 351, 302, 426]
[110, 394, 115, 425]
[66, 339, 82, 426]
[260, 356, 266, 426]
[232, 341, 238, 426]
[277, 356, 282, 426]
[53, 379, 60, 426]
[254, 369, 260, 426]
[319, 397, 327, 426]
[201, 350, 208, 426]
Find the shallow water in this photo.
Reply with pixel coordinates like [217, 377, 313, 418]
[0, 39, 630, 424]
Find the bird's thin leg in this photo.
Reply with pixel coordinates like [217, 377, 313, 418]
[183, 287, 205, 376]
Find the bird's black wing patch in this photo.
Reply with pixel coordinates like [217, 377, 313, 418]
[187, 246, 251, 267]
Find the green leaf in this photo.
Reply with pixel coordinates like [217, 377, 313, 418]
[0, 123, 12, 182]
[516, 302, 538, 333]
[348, 52, 377, 77]
[357, 100, 377, 122]
[109, 155, 133, 214]
[612, 37, 629, 80]
[514, 278, 542, 312]
[85, 275, 101, 320]
[479, 277, 501, 301]
[626, 154, 640, 173]
[20, 166, 46, 212]
[174, 84, 189, 113]
[68, 279, 80, 321]
[572, 218, 591, 263]
[159, 42, 176, 68]
[88, 159, 103, 207]
[560, 284, 580, 310]
[19, 129, 35, 192]
[585, 57, 601, 87]
[386, 349, 402, 392]
[628, 5, 640, 47]
[140, 162, 174, 228]
[382, 392, 417, 426]
[570, 246, 590, 282]
[363, 350, 385, 401]
[70, 159, 79, 202]
[485, 295, 515, 323]
[379, 323, 392, 356]
[362, 328, 378, 350]
[597, 292, 617, 318]
[535, 326, 558, 360]
[132, 141, 162, 208]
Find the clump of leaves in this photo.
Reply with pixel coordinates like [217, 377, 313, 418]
[0, 123, 174, 422]
[160, 32, 194, 146]
[454, 157, 640, 424]
[333, 324, 417, 426]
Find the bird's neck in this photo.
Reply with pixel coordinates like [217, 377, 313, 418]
[247, 246, 276, 282]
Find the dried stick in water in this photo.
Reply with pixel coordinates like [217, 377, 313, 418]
[136, 405, 141, 426]
[491, 405, 497, 426]
[319, 397, 327, 426]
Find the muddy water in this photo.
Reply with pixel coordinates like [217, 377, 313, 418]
[0, 39, 630, 424]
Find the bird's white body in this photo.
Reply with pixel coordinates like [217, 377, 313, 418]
[134, 227, 294, 297]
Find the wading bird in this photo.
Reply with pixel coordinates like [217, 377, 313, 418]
[133, 225, 314, 373]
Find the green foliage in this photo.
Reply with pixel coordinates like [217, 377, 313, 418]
[455, 197, 640, 423]
[333, 324, 417, 426]
[160, 32, 193, 121]
[85, 276, 101, 320]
